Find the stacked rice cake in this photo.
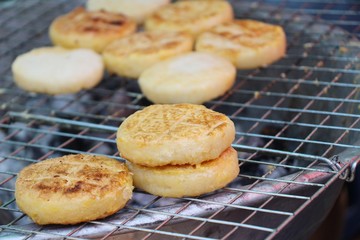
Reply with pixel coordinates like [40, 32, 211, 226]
[116, 104, 239, 198]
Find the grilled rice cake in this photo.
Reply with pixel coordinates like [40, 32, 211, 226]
[145, 1, 233, 36]
[127, 147, 239, 197]
[87, 0, 170, 24]
[116, 104, 235, 167]
[196, 19, 286, 69]
[138, 52, 236, 104]
[103, 31, 193, 78]
[49, 7, 136, 53]
[15, 154, 133, 225]
[11, 47, 104, 95]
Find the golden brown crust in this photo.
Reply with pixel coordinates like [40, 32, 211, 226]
[117, 104, 235, 166]
[86, 0, 171, 24]
[18, 155, 127, 197]
[102, 31, 193, 78]
[145, 1, 233, 36]
[195, 19, 286, 69]
[49, 7, 137, 53]
[15, 154, 133, 225]
[127, 147, 239, 197]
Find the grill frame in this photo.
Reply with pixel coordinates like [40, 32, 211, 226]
[0, 0, 360, 239]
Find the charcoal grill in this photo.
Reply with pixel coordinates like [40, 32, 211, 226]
[0, 0, 360, 239]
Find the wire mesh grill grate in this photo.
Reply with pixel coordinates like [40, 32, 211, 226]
[0, 0, 359, 239]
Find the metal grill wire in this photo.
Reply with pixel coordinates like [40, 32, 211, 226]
[0, 0, 359, 239]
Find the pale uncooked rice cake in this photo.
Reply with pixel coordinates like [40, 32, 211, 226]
[12, 47, 104, 95]
[139, 52, 236, 104]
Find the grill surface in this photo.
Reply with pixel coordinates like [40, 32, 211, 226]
[0, 0, 360, 239]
